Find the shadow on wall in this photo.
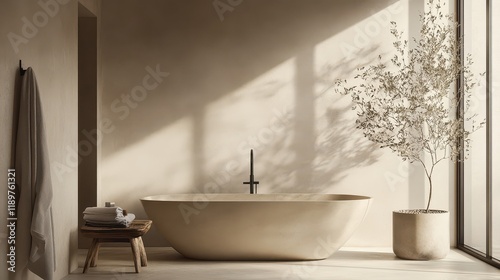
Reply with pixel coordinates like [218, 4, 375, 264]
[98, 0, 399, 245]
[101, 0, 397, 155]
[259, 45, 385, 194]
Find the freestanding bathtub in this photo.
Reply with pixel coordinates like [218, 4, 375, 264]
[140, 193, 371, 261]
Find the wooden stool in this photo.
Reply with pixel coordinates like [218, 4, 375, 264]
[80, 220, 152, 273]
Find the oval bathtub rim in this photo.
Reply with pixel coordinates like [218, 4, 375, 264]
[140, 193, 372, 203]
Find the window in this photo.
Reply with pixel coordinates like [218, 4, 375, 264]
[458, 0, 500, 268]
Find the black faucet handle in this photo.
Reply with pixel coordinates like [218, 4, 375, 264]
[243, 181, 259, 184]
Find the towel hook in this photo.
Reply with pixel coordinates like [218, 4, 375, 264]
[19, 60, 26, 76]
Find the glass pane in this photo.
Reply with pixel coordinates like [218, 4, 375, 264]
[463, 0, 487, 253]
[492, 0, 500, 261]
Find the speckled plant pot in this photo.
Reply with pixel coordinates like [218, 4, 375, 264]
[393, 209, 449, 260]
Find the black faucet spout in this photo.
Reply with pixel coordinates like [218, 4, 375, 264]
[243, 149, 259, 194]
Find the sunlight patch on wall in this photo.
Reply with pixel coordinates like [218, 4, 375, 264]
[310, 0, 409, 188]
[315, 1, 405, 72]
[100, 117, 193, 205]
[201, 57, 297, 191]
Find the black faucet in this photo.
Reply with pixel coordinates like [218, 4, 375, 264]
[243, 149, 259, 194]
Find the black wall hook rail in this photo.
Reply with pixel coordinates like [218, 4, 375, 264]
[19, 60, 26, 76]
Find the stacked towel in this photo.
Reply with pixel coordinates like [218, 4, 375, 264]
[83, 207, 135, 228]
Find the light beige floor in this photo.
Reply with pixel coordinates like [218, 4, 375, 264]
[63, 247, 499, 280]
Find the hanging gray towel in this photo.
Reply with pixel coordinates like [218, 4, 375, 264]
[15, 67, 56, 280]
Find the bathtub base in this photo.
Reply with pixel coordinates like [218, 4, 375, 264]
[141, 194, 372, 261]
[181, 254, 329, 261]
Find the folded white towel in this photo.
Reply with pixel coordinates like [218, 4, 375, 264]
[83, 213, 125, 223]
[124, 213, 135, 225]
[83, 207, 123, 215]
[85, 213, 136, 228]
[83, 206, 136, 228]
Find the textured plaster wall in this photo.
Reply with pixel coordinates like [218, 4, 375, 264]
[99, 0, 456, 247]
[0, 0, 83, 278]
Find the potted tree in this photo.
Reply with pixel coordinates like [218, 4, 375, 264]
[335, 0, 483, 260]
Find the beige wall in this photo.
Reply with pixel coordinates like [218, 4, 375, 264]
[0, 0, 82, 279]
[99, 0, 456, 247]
[78, 0, 99, 16]
[77, 0, 102, 249]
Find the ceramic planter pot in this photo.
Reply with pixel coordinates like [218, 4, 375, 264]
[393, 210, 449, 260]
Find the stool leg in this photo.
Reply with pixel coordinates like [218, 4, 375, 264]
[90, 241, 101, 267]
[130, 238, 141, 273]
[83, 239, 99, 273]
[138, 237, 147, 267]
